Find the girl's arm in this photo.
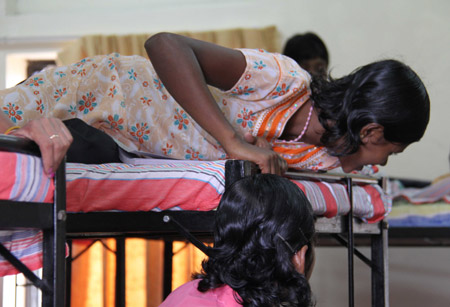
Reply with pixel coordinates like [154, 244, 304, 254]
[1, 113, 72, 177]
[145, 32, 287, 174]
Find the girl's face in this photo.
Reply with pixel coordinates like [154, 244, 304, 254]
[337, 123, 408, 173]
[338, 139, 407, 173]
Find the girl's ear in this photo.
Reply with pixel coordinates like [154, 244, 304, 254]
[292, 245, 308, 275]
[359, 123, 385, 144]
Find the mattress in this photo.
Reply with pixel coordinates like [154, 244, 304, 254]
[65, 161, 388, 222]
[0, 151, 52, 276]
[1, 151, 390, 276]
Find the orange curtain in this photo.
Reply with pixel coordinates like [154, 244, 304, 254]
[70, 239, 209, 307]
[56, 25, 280, 65]
[70, 239, 166, 307]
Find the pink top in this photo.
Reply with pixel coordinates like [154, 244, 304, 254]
[158, 279, 242, 307]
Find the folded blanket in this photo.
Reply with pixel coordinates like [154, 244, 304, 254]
[390, 175, 450, 204]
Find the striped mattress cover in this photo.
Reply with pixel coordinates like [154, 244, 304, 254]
[0, 151, 389, 276]
[387, 176, 450, 227]
[0, 152, 54, 277]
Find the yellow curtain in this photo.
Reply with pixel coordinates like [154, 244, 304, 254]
[67, 25, 279, 307]
[56, 25, 280, 65]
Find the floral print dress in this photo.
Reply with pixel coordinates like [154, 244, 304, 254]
[1, 49, 339, 170]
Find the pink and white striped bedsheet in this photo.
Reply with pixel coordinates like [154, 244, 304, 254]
[65, 160, 226, 213]
[65, 161, 389, 222]
[1, 152, 389, 276]
[0, 151, 53, 277]
[293, 180, 389, 223]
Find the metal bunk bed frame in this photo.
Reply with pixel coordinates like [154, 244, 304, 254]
[66, 160, 389, 307]
[0, 136, 388, 307]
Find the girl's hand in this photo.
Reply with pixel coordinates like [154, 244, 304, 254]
[10, 118, 73, 177]
[225, 134, 288, 175]
[243, 132, 273, 150]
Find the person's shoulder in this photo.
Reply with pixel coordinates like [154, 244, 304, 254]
[238, 49, 311, 83]
[167, 279, 200, 297]
[234, 48, 283, 80]
[212, 284, 242, 307]
[275, 53, 312, 82]
[158, 280, 205, 306]
[236, 48, 277, 63]
[158, 280, 242, 307]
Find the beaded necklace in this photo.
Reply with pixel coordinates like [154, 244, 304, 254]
[283, 104, 314, 143]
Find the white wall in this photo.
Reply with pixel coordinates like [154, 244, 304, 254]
[1, 1, 449, 306]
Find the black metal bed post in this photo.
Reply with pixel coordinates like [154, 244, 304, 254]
[66, 240, 73, 307]
[371, 220, 388, 307]
[41, 234, 52, 307]
[163, 240, 174, 299]
[54, 159, 67, 307]
[42, 159, 67, 307]
[224, 160, 259, 189]
[345, 177, 355, 307]
[115, 238, 126, 307]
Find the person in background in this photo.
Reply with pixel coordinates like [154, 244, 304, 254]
[283, 32, 329, 78]
[159, 174, 316, 307]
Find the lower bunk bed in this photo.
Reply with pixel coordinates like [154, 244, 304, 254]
[382, 175, 450, 306]
[387, 175, 450, 246]
[0, 135, 389, 307]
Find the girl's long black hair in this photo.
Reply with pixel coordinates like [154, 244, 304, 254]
[311, 59, 430, 156]
[196, 174, 315, 307]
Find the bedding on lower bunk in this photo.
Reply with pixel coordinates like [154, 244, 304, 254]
[387, 176, 450, 227]
[0, 152, 53, 276]
[388, 200, 450, 227]
[1, 151, 390, 276]
[65, 161, 388, 222]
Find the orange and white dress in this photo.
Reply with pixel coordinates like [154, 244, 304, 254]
[0, 49, 339, 171]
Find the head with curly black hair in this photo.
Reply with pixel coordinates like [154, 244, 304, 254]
[310, 59, 430, 172]
[196, 174, 316, 307]
[283, 32, 329, 78]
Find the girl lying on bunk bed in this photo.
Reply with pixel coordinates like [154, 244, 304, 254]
[0, 32, 430, 176]
[159, 174, 316, 307]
